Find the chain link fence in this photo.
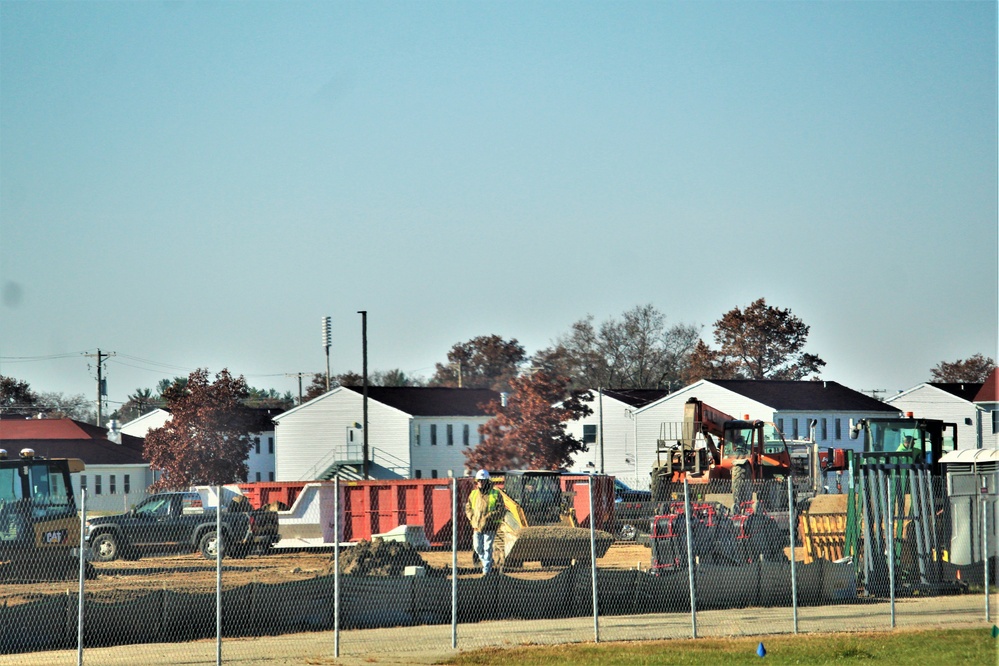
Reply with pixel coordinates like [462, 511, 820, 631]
[0, 476, 992, 664]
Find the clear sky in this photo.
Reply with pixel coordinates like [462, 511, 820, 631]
[1, 1, 996, 414]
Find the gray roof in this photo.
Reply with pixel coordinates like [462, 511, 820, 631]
[601, 389, 670, 408]
[711, 380, 900, 412]
[342, 387, 499, 417]
[926, 382, 983, 402]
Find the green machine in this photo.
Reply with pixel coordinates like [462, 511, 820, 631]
[844, 417, 958, 595]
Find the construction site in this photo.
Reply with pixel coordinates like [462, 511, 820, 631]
[0, 401, 995, 660]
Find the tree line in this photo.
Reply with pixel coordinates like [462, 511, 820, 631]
[1, 297, 994, 487]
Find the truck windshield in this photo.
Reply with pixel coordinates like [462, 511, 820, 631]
[724, 427, 755, 459]
[0, 466, 24, 504]
[866, 421, 924, 456]
[136, 496, 171, 516]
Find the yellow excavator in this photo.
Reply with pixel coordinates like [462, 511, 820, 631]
[0, 448, 90, 581]
[495, 471, 613, 568]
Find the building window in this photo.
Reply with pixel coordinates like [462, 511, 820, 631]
[583, 425, 597, 444]
[821, 419, 828, 440]
[255, 437, 261, 455]
[415, 470, 422, 479]
[431, 470, 438, 479]
[447, 424, 454, 446]
[431, 424, 437, 446]
[256, 472, 261, 482]
[268, 437, 274, 454]
[268, 472, 274, 482]
[81, 475, 87, 492]
[124, 474, 130, 494]
[95, 475, 102, 495]
[109, 475, 117, 495]
[835, 419, 842, 440]
[463, 424, 470, 446]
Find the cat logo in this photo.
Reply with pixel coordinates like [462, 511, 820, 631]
[44, 530, 67, 544]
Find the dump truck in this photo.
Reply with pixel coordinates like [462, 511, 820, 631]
[0, 447, 91, 581]
[494, 470, 614, 568]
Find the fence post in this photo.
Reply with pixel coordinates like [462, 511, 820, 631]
[887, 474, 895, 628]
[334, 476, 341, 658]
[683, 479, 697, 638]
[589, 477, 599, 643]
[983, 495, 990, 622]
[77, 487, 86, 666]
[216, 485, 222, 666]
[451, 476, 458, 649]
[788, 476, 798, 634]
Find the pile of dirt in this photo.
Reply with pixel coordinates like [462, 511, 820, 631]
[328, 538, 432, 576]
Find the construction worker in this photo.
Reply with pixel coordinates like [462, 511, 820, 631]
[465, 469, 504, 574]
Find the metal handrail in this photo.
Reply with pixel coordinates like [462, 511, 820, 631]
[298, 444, 410, 480]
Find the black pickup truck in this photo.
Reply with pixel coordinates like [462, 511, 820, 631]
[85, 491, 279, 562]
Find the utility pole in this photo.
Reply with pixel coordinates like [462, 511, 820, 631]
[598, 387, 605, 475]
[84, 349, 114, 426]
[285, 373, 311, 403]
[358, 310, 369, 480]
[322, 316, 332, 392]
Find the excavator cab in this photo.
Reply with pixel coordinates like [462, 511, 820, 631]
[501, 471, 569, 526]
[850, 417, 957, 475]
[0, 448, 87, 580]
[719, 420, 792, 478]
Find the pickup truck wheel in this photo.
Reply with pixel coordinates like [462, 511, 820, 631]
[91, 533, 120, 562]
[199, 530, 225, 560]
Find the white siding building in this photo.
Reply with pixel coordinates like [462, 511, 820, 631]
[563, 389, 668, 488]
[886, 382, 984, 450]
[273, 387, 498, 481]
[120, 407, 283, 483]
[572, 380, 902, 491]
[0, 418, 156, 513]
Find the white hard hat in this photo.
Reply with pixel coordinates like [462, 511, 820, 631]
[475, 469, 490, 480]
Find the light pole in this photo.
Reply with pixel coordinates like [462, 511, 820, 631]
[358, 311, 369, 479]
[322, 316, 332, 392]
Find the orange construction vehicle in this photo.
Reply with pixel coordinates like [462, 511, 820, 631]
[651, 397, 793, 510]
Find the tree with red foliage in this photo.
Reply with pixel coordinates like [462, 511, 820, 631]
[144, 368, 254, 491]
[686, 298, 824, 382]
[930, 354, 996, 383]
[465, 369, 592, 472]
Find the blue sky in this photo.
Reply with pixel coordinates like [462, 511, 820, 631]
[1, 1, 996, 412]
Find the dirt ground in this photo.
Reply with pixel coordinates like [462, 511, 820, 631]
[0, 542, 651, 606]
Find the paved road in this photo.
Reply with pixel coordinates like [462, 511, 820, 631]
[2, 595, 991, 665]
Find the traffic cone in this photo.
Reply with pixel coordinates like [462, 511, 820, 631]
[757, 642, 766, 657]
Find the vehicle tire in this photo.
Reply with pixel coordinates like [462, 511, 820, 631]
[199, 530, 225, 560]
[91, 532, 121, 562]
[615, 522, 638, 541]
